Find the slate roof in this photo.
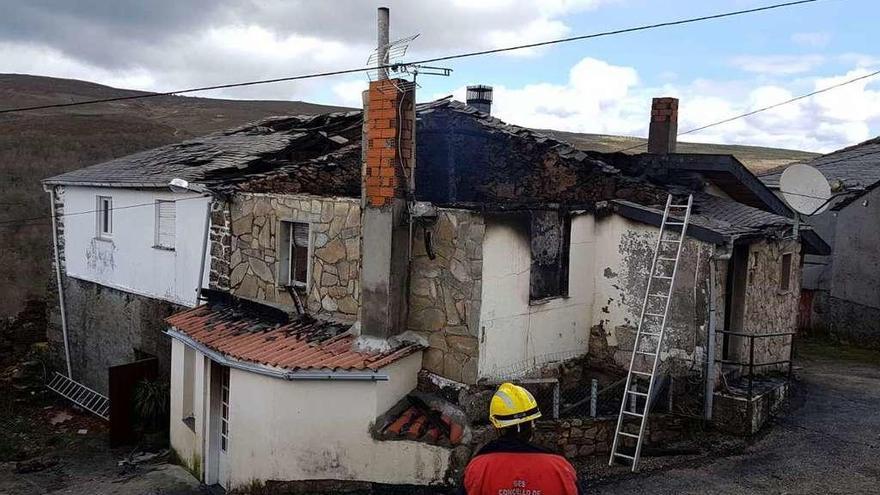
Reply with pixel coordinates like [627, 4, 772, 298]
[167, 298, 421, 373]
[43, 111, 363, 188]
[761, 136, 880, 192]
[612, 193, 801, 245]
[44, 96, 820, 250]
[43, 98, 610, 190]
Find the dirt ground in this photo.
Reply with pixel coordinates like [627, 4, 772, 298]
[0, 359, 201, 495]
[2, 340, 878, 494]
[586, 341, 880, 494]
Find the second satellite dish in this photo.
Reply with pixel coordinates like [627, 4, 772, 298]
[780, 164, 832, 215]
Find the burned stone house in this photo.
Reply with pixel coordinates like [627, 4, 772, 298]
[44, 78, 826, 489]
[762, 136, 880, 348]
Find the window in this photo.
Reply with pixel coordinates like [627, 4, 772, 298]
[529, 210, 571, 301]
[279, 221, 310, 288]
[220, 366, 230, 452]
[96, 196, 112, 238]
[154, 200, 176, 250]
[780, 253, 793, 291]
[182, 347, 195, 429]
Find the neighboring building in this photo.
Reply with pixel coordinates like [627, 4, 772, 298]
[46, 80, 827, 490]
[761, 137, 880, 348]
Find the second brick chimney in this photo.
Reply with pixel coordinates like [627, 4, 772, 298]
[648, 97, 678, 154]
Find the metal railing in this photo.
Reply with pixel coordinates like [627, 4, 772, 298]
[715, 330, 795, 401]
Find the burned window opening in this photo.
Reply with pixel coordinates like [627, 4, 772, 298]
[529, 210, 571, 301]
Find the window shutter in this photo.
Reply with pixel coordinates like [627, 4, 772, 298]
[156, 201, 176, 248]
[293, 222, 309, 247]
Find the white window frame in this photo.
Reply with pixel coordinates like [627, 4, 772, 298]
[220, 366, 230, 452]
[154, 199, 176, 250]
[96, 196, 112, 239]
[279, 221, 311, 289]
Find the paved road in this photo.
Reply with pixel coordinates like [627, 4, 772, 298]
[593, 345, 880, 494]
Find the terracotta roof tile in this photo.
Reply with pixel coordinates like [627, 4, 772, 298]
[167, 303, 421, 372]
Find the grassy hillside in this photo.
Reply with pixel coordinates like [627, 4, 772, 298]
[0, 74, 816, 318]
[0, 73, 350, 317]
[540, 129, 818, 174]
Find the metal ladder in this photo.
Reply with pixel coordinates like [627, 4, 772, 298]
[47, 372, 110, 420]
[609, 194, 693, 471]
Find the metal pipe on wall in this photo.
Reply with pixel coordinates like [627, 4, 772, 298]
[46, 186, 73, 378]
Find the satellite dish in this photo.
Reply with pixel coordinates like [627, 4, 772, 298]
[780, 164, 832, 215]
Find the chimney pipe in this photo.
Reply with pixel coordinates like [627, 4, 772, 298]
[466, 85, 493, 115]
[377, 7, 390, 81]
[648, 97, 678, 154]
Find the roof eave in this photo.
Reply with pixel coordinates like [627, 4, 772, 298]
[165, 327, 391, 381]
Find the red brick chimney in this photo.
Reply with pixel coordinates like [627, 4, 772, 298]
[364, 79, 415, 206]
[648, 97, 678, 154]
[359, 77, 415, 345]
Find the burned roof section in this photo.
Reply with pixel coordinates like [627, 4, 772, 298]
[43, 111, 362, 188]
[415, 99, 670, 207]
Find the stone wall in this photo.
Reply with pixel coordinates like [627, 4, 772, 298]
[730, 239, 801, 368]
[713, 381, 789, 435]
[532, 414, 692, 459]
[218, 193, 361, 320]
[49, 277, 179, 394]
[409, 209, 484, 384]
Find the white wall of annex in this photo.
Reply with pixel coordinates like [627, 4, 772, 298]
[478, 214, 595, 378]
[62, 186, 210, 306]
[169, 339, 207, 475]
[224, 353, 449, 488]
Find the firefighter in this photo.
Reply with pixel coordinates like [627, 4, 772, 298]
[461, 382, 583, 495]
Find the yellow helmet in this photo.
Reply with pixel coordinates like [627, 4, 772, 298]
[489, 382, 542, 429]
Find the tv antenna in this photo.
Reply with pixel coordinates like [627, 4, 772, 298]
[366, 33, 452, 83]
[366, 34, 419, 81]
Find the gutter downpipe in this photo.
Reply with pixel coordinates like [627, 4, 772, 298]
[705, 243, 733, 420]
[195, 196, 212, 305]
[47, 186, 73, 378]
[165, 329, 389, 381]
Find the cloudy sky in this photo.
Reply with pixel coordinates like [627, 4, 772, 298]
[2, 0, 878, 152]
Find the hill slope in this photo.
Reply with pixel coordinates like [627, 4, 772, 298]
[0, 74, 815, 318]
[0, 73, 351, 317]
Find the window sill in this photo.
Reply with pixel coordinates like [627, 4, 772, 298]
[152, 245, 176, 252]
[94, 236, 113, 243]
[280, 283, 307, 291]
[529, 295, 569, 306]
[182, 416, 195, 432]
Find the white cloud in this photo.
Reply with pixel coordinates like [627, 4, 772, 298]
[0, 0, 618, 100]
[730, 54, 825, 75]
[791, 32, 831, 48]
[449, 56, 880, 153]
[481, 58, 641, 134]
[332, 79, 369, 107]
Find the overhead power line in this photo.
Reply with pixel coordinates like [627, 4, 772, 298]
[0, 195, 208, 229]
[615, 67, 880, 154]
[0, 0, 821, 115]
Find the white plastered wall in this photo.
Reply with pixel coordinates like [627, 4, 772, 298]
[169, 339, 208, 474]
[62, 186, 210, 306]
[169, 345, 450, 488]
[478, 212, 713, 377]
[478, 214, 595, 378]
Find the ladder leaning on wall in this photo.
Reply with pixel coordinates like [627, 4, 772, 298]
[609, 193, 693, 472]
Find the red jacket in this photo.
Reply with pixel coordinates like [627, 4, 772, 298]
[461, 437, 583, 495]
